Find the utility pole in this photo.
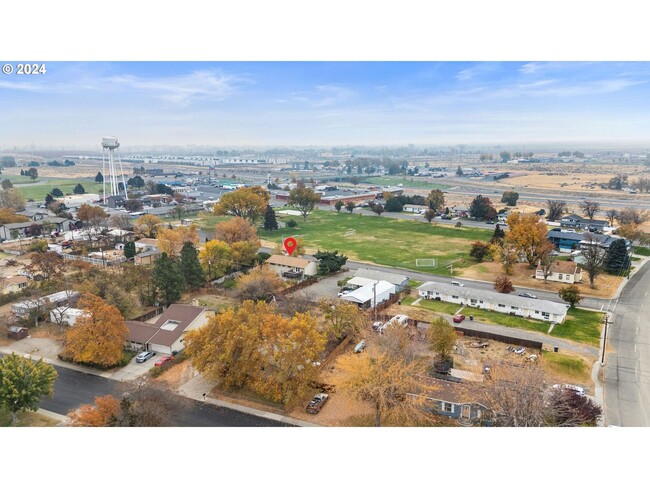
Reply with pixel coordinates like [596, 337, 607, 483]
[373, 281, 377, 321]
[601, 314, 609, 365]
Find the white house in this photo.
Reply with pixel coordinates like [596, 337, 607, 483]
[49, 307, 89, 326]
[266, 254, 318, 279]
[12, 290, 80, 318]
[535, 261, 583, 284]
[403, 204, 429, 214]
[351, 268, 409, 292]
[125, 304, 211, 355]
[417, 281, 568, 323]
[340, 280, 396, 308]
[0, 275, 30, 295]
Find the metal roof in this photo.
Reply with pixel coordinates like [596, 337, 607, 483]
[340, 280, 396, 304]
[417, 281, 569, 316]
[353, 268, 409, 286]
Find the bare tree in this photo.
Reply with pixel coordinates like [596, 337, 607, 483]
[578, 200, 601, 220]
[276, 290, 316, 317]
[546, 200, 567, 221]
[634, 176, 650, 193]
[537, 245, 558, 283]
[605, 209, 618, 227]
[480, 363, 548, 427]
[111, 379, 191, 427]
[546, 388, 602, 426]
[581, 234, 606, 288]
[617, 207, 650, 225]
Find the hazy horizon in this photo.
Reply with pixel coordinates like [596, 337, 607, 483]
[2, 61, 650, 150]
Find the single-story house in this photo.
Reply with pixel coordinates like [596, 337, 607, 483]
[560, 214, 607, 231]
[352, 268, 409, 292]
[535, 260, 583, 284]
[49, 307, 89, 326]
[11, 290, 80, 317]
[16, 209, 50, 221]
[106, 195, 126, 209]
[0, 275, 30, 295]
[340, 280, 396, 308]
[403, 204, 429, 214]
[125, 304, 211, 355]
[419, 377, 494, 426]
[134, 249, 160, 265]
[417, 281, 569, 323]
[0, 217, 72, 240]
[266, 254, 318, 278]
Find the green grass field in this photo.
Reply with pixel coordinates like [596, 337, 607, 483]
[258, 209, 493, 275]
[1, 174, 42, 184]
[15, 178, 104, 201]
[363, 176, 450, 190]
[542, 352, 592, 385]
[402, 295, 462, 315]
[551, 307, 603, 346]
[634, 246, 650, 256]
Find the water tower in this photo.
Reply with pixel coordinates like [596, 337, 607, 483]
[101, 136, 129, 204]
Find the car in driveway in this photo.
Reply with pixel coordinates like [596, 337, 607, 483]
[306, 393, 329, 414]
[518, 292, 538, 299]
[135, 351, 156, 363]
[453, 314, 466, 323]
[154, 355, 174, 367]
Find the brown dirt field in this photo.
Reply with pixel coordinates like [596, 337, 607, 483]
[154, 360, 194, 389]
[459, 261, 623, 299]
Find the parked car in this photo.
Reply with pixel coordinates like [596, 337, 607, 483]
[450, 281, 464, 287]
[518, 292, 538, 299]
[135, 351, 156, 363]
[441, 214, 452, 220]
[354, 340, 366, 353]
[306, 393, 329, 414]
[154, 355, 174, 367]
[486, 220, 494, 224]
[338, 290, 351, 297]
[453, 314, 465, 323]
[553, 384, 585, 396]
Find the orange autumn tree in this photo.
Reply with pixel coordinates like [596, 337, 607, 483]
[185, 301, 326, 405]
[62, 294, 129, 368]
[69, 394, 120, 426]
[214, 216, 259, 245]
[505, 212, 553, 267]
[156, 224, 199, 257]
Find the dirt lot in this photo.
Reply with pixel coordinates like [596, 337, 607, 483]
[459, 261, 623, 299]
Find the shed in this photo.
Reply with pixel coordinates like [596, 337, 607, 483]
[7, 326, 29, 340]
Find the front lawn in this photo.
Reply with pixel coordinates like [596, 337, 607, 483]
[541, 352, 592, 386]
[457, 306, 551, 334]
[550, 307, 603, 347]
[403, 295, 463, 315]
[0, 408, 60, 427]
[259, 209, 493, 276]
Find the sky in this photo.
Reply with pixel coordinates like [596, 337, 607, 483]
[2, 61, 650, 150]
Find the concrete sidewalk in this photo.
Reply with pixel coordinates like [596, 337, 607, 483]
[177, 369, 320, 427]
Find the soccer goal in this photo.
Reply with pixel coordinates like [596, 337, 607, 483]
[415, 258, 438, 268]
[343, 228, 357, 237]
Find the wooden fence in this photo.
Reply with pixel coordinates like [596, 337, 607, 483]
[131, 306, 164, 322]
[317, 335, 353, 373]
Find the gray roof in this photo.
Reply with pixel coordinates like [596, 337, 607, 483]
[353, 267, 409, 286]
[417, 281, 569, 317]
[547, 230, 584, 241]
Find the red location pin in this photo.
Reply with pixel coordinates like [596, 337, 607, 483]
[283, 237, 297, 256]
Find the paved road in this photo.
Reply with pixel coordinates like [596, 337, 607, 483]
[38, 364, 290, 427]
[604, 260, 650, 426]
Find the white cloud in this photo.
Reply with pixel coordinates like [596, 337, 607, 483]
[107, 70, 244, 105]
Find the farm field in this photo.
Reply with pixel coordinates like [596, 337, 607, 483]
[14, 178, 104, 201]
[257, 209, 494, 275]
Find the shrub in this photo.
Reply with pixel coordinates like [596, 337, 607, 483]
[286, 219, 298, 228]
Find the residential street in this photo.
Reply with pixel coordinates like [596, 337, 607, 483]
[604, 259, 650, 426]
[0, 357, 290, 427]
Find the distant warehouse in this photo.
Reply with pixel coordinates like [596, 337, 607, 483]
[417, 281, 568, 323]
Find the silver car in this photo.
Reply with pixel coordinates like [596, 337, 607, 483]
[135, 351, 156, 363]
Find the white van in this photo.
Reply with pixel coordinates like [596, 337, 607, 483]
[450, 281, 464, 287]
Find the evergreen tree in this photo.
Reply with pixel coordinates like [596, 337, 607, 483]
[469, 194, 497, 220]
[179, 242, 205, 290]
[456, 165, 464, 176]
[605, 239, 631, 274]
[73, 183, 85, 194]
[263, 205, 279, 231]
[44, 193, 55, 206]
[314, 250, 348, 275]
[334, 200, 344, 213]
[95, 171, 104, 183]
[20, 169, 25, 176]
[152, 253, 186, 305]
[124, 241, 136, 259]
[51, 188, 63, 197]
[491, 223, 506, 242]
